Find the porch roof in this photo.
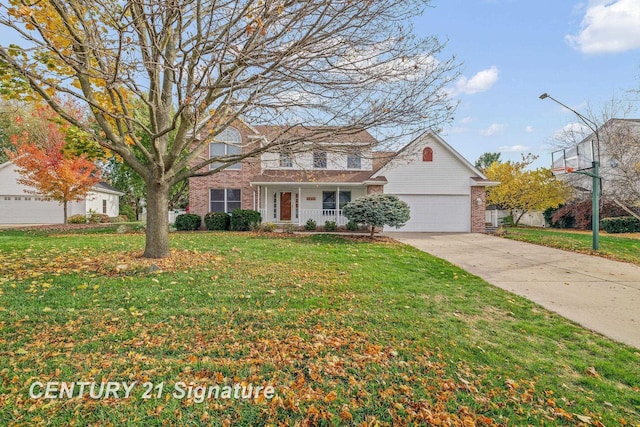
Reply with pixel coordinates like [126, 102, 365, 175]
[470, 177, 500, 187]
[250, 170, 387, 186]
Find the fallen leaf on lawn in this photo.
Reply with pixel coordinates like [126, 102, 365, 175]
[575, 414, 592, 424]
[585, 366, 599, 378]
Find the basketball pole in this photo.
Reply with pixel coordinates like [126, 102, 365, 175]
[591, 160, 600, 250]
[539, 93, 601, 250]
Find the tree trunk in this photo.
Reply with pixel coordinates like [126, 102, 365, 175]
[370, 225, 375, 237]
[144, 181, 170, 258]
[63, 201, 68, 224]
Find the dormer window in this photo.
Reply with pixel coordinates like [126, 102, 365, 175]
[422, 147, 433, 162]
[313, 151, 327, 169]
[347, 152, 361, 169]
[279, 152, 293, 168]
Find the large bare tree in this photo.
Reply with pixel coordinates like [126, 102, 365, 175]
[551, 100, 640, 208]
[597, 119, 640, 206]
[0, 0, 458, 257]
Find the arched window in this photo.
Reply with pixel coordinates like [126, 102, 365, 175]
[422, 147, 433, 162]
[209, 127, 242, 170]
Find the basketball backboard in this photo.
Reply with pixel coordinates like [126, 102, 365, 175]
[552, 139, 595, 175]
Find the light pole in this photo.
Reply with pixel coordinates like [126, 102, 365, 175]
[539, 93, 601, 250]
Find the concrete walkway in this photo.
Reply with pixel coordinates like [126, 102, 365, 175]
[388, 232, 640, 349]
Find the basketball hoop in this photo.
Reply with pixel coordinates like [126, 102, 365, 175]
[551, 166, 576, 176]
[552, 166, 574, 176]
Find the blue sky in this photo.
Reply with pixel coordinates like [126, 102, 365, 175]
[415, 0, 640, 168]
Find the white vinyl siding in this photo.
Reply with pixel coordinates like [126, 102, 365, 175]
[261, 149, 373, 171]
[380, 140, 472, 195]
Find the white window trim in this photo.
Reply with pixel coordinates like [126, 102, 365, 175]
[313, 151, 327, 169]
[209, 127, 242, 171]
[279, 152, 293, 168]
[347, 153, 361, 169]
[209, 188, 242, 213]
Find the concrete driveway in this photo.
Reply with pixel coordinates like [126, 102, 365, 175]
[387, 232, 640, 349]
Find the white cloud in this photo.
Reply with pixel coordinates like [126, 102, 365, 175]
[453, 66, 499, 95]
[525, 125, 534, 133]
[460, 116, 472, 124]
[566, 0, 640, 54]
[552, 122, 591, 142]
[498, 144, 531, 152]
[480, 123, 505, 137]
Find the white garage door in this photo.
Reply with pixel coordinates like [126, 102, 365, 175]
[0, 198, 64, 224]
[386, 195, 470, 232]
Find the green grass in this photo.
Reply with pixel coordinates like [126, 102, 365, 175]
[0, 230, 638, 426]
[503, 227, 640, 265]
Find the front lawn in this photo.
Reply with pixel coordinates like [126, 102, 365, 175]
[0, 230, 638, 425]
[503, 227, 640, 265]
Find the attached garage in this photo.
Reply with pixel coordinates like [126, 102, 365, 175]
[373, 131, 498, 233]
[391, 194, 470, 232]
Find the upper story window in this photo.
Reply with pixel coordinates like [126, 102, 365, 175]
[422, 147, 433, 162]
[347, 152, 361, 169]
[313, 151, 327, 169]
[279, 152, 293, 168]
[209, 127, 242, 170]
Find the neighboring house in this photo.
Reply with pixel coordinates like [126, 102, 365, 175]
[556, 118, 640, 206]
[189, 125, 497, 233]
[0, 161, 124, 224]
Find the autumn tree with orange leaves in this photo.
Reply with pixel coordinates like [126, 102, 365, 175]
[0, 0, 458, 257]
[7, 104, 101, 223]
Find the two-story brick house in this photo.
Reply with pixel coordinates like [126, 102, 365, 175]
[189, 123, 497, 232]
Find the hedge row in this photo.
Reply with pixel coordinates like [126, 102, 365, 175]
[601, 216, 640, 233]
[175, 209, 262, 231]
[174, 213, 202, 231]
[204, 212, 230, 230]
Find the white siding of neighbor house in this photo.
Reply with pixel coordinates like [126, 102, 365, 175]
[0, 164, 27, 195]
[0, 163, 119, 224]
[379, 136, 472, 196]
[261, 147, 373, 171]
[85, 191, 120, 217]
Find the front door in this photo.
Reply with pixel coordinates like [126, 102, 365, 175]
[280, 192, 292, 221]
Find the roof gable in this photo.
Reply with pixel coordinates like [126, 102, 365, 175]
[372, 130, 488, 180]
[252, 125, 377, 145]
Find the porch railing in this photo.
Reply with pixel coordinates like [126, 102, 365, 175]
[258, 208, 349, 226]
[299, 209, 348, 226]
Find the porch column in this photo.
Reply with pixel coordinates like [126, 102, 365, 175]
[336, 186, 340, 223]
[264, 186, 268, 221]
[298, 186, 302, 225]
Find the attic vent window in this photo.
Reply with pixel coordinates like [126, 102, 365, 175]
[422, 147, 433, 162]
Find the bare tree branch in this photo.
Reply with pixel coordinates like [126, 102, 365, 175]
[0, 0, 458, 257]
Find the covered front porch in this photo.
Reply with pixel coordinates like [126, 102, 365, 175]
[252, 184, 367, 226]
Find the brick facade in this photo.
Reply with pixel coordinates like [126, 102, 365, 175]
[366, 185, 384, 195]
[188, 122, 261, 221]
[470, 186, 486, 233]
[188, 125, 491, 233]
